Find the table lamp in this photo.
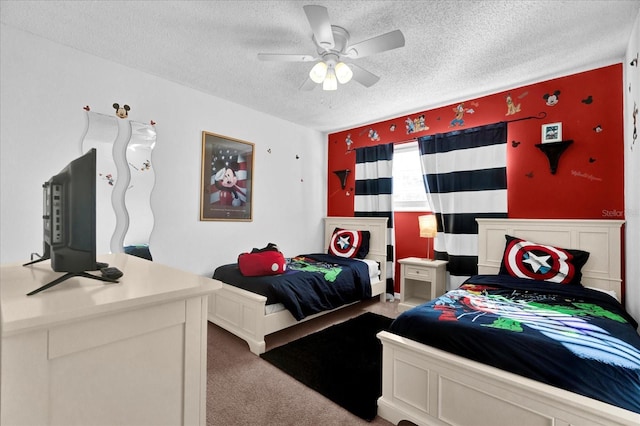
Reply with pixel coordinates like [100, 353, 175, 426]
[418, 214, 437, 260]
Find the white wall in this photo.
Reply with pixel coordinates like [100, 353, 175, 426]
[3, 21, 639, 321]
[0, 24, 327, 276]
[624, 10, 640, 324]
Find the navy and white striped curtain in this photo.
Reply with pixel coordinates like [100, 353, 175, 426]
[354, 143, 395, 299]
[418, 122, 508, 289]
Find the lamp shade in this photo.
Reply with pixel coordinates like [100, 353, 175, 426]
[323, 68, 337, 90]
[309, 61, 328, 83]
[418, 214, 437, 238]
[335, 62, 353, 84]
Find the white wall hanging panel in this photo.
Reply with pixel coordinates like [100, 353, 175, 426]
[80, 111, 119, 255]
[123, 121, 156, 252]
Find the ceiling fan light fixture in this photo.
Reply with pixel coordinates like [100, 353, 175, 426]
[309, 61, 328, 83]
[259, 5, 405, 91]
[323, 68, 337, 90]
[335, 62, 353, 84]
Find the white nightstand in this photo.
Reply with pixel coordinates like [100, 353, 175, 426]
[398, 257, 448, 312]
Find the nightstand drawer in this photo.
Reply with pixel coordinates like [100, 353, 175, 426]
[404, 266, 432, 280]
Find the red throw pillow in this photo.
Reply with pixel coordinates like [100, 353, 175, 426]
[238, 250, 287, 277]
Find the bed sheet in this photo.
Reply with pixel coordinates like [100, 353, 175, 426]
[212, 253, 373, 320]
[389, 274, 640, 413]
[263, 256, 378, 314]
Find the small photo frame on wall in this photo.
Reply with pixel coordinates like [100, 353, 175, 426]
[541, 122, 562, 143]
[200, 131, 254, 221]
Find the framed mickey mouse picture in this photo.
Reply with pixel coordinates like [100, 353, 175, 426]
[200, 131, 254, 221]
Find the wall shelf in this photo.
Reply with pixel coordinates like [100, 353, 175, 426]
[333, 169, 350, 189]
[535, 140, 573, 174]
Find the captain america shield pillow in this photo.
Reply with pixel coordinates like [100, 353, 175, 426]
[328, 228, 370, 259]
[499, 235, 590, 285]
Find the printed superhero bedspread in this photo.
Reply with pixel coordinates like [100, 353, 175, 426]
[389, 274, 640, 414]
[213, 254, 371, 321]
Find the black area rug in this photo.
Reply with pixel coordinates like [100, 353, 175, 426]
[260, 312, 394, 421]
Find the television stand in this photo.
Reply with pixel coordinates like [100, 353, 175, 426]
[26, 271, 118, 296]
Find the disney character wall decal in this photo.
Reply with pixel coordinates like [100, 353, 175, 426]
[505, 94, 522, 115]
[542, 90, 561, 106]
[345, 133, 353, 152]
[113, 103, 130, 118]
[581, 95, 593, 105]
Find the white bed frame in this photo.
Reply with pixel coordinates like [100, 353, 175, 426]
[207, 216, 388, 355]
[377, 218, 640, 426]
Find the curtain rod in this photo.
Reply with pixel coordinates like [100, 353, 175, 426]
[504, 111, 547, 123]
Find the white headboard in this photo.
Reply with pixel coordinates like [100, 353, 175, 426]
[323, 216, 389, 284]
[477, 218, 624, 297]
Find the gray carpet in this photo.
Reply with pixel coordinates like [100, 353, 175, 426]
[206, 298, 399, 425]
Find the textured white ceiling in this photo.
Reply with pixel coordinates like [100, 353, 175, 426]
[1, 0, 639, 132]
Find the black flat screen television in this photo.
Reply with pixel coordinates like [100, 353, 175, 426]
[24, 148, 117, 295]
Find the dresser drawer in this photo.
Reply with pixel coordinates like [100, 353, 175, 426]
[404, 266, 432, 280]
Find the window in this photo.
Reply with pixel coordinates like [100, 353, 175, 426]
[393, 142, 431, 211]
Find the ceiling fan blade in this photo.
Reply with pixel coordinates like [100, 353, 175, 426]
[346, 29, 405, 58]
[303, 5, 334, 49]
[349, 64, 380, 87]
[258, 53, 316, 62]
[299, 77, 317, 91]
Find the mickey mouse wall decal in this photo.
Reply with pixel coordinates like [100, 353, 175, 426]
[543, 90, 561, 106]
[113, 103, 130, 119]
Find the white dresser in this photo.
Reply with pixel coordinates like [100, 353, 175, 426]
[0, 253, 220, 426]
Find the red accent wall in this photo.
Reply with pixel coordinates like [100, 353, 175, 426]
[327, 64, 625, 292]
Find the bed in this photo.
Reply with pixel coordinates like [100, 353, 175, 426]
[207, 216, 388, 355]
[377, 218, 640, 426]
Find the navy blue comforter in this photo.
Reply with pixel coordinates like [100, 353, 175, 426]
[213, 254, 371, 320]
[389, 275, 640, 414]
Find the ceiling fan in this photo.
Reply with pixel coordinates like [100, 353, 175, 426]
[258, 5, 405, 91]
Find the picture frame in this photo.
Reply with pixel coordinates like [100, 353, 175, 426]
[200, 131, 254, 221]
[541, 122, 562, 143]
